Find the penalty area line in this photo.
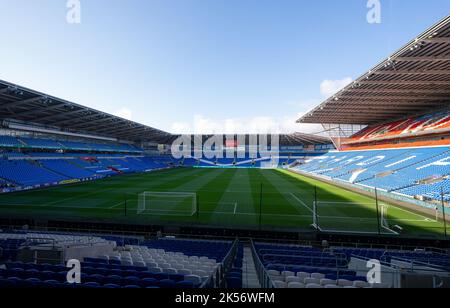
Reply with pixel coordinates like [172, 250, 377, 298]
[108, 201, 125, 209]
[289, 193, 314, 214]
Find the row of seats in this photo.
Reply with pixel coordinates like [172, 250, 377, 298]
[225, 243, 244, 288]
[87, 247, 219, 282]
[142, 238, 233, 262]
[0, 234, 234, 288]
[334, 247, 450, 269]
[0, 266, 195, 288]
[0, 155, 174, 189]
[0, 135, 142, 153]
[0, 159, 69, 186]
[254, 243, 375, 289]
[269, 270, 379, 288]
[0, 277, 188, 288]
[0, 232, 111, 246]
[348, 109, 450, 143]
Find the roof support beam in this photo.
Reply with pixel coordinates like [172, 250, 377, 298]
[423, 37, 450, 43]
[312, 110, 417, 118]
[93, 126, 145, 135]
[13, 103, 68, 118]
[0, 87, 11, 94]
[358, 80, 450, 86]
[345, 89, 450, 95]
[0, 96, 43, 110]
[321, 100, 442, 106]
[52, 114, 108, 126]
[373, 70, 450, 75]
[33, 108, 88, 122]
[338, 95, 449, 100]
[70, 119, 120, 129]
[395, 55, 450, 61]
[320, 106, 428, 112]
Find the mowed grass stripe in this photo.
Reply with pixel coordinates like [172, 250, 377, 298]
[196, 168, 238, 213]
[205, 169, 259, 227]
[256, 169, 308, 216]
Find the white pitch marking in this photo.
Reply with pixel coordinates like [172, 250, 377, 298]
[108, 201, 125, 209]
[289, 193, 314, 214]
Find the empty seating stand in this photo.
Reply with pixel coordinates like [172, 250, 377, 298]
[0, 152, 174, 192]
[254, 243, 374, 289]
[0, 134, 143, 154]
[291, 146, 450, 202]
[0, 234, 233, 289]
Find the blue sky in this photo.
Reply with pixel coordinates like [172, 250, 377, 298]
[0, 0, 448, 134]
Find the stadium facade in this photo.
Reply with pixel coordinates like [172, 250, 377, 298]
[293, 14, 450, 217]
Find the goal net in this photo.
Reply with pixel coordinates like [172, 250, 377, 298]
[137, 191, 197, 216]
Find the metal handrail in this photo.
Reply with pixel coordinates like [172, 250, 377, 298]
[250, 239, 274, 288]
[390, 255, 450, 273]
[1, 224, 449, 252]
[199, 239, 238, 288]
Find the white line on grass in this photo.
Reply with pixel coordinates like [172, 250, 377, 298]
[202, 211, 312, 218]
[381, 225, 400, 235]
[108, 201, 125, 209]
[318, 228, 396, 235]
[315, 216, 432, 223]
[233, 202, 238, 215]
[317, 201, 376, 206]
[289, 193, 314, 214]
[39, 188, 113, 207]
[317, 201, 435, 223]
[380, 203, 437, 222]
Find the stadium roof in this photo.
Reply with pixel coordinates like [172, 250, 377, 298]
[181, 133, 331, 146]
[278, 132, 330, 146]
[0, 79, 173, 143]
[0, 76, 330, 146]
[298, 14, 450, 126]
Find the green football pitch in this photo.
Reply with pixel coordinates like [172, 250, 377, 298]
[0, 168, 446, 237]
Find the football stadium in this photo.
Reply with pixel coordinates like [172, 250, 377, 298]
[1, 3, 450, 292]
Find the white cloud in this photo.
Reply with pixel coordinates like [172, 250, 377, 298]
[113, 107, 133, 120]
[320, 77, 352, 98]
[171, 121, 192, 134]
[170, 114, 322, 135]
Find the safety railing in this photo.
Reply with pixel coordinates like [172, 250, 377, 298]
[250, 239, 274, 288]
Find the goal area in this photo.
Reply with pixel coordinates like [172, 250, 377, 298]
[137, 191, 197, 216]
[311, 200, 400, 235]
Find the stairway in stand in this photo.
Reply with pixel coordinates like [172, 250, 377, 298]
[242, 245, 261, 288]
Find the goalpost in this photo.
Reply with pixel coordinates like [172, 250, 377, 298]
[380, 203, 401, 235]
[380, 204, 390, 230]
[137, 191, 197, 216]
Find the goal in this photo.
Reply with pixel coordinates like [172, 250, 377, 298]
[311, 201, 399, 235]
[137, 191, 197, 216]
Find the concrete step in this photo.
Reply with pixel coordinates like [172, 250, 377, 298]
[242, 246, 261, 288]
